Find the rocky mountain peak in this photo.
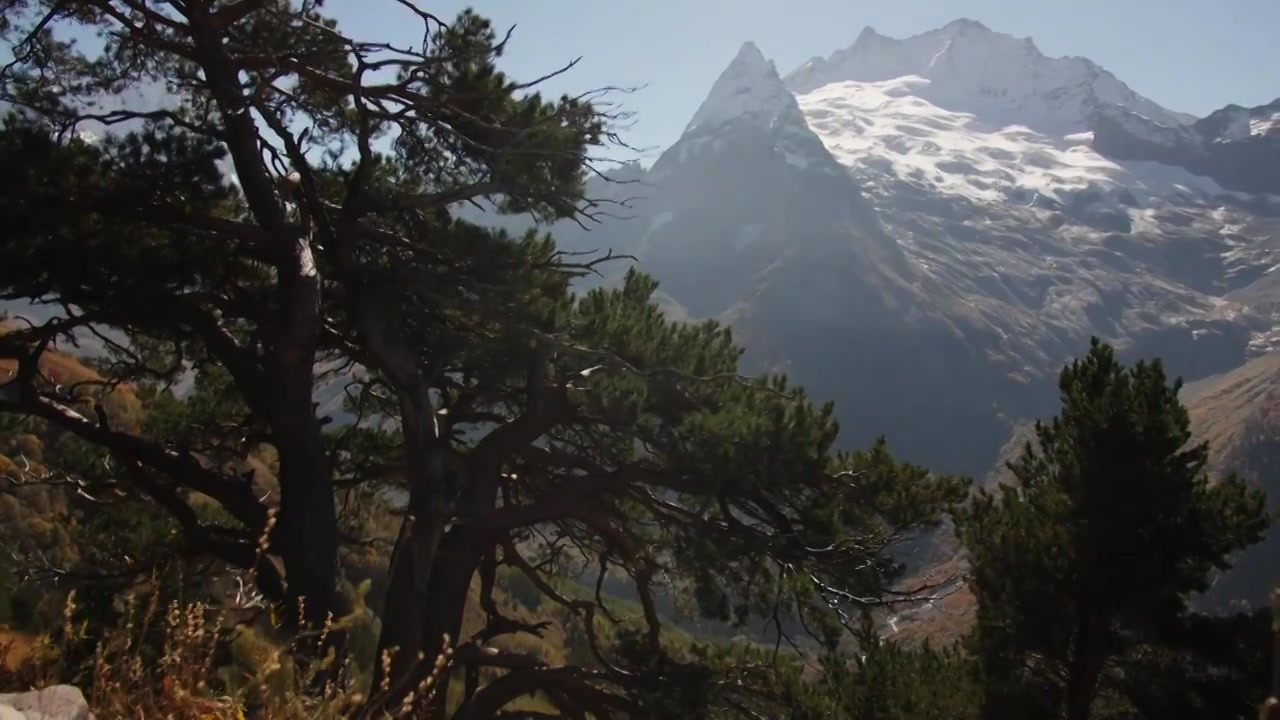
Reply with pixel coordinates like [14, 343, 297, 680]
[785, 20, 1194, 135]
[681, 41, 792, 138]
[941, 17, 992, 32]
[457, 18, 1280, 482]
[655, 40, 849, 181]
[1090, 98, 1280, 195]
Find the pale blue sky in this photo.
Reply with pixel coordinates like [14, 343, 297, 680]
[15, 1, 1276, 161]
[328, 0, 1280, 161]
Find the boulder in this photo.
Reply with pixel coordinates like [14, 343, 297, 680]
[0, 686, 94, 720]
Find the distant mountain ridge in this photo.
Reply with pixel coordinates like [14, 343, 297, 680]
[785, 19, 1195, 135]
[1091, 98, 1280, 195]
[478, 19, 1280, 483]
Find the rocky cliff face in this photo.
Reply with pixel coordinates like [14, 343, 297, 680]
[1091, 99, 1280, 195]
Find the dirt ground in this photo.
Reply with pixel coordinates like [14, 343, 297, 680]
[0, 627, 38, 673]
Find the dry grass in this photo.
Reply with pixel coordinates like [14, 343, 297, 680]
[0, 588, 455, 719]
[0, 508, 454, 719]
[0, 337, 517, 717]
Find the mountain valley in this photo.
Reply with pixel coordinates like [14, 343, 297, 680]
[3, 12, 1278, 645]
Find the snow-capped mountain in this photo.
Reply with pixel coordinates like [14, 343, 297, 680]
[786, 19, 1195, 136]
[585, 40, 918, 328]
[471, 20, 1280, 479]
[797, 76, 1223, 206]
[786, 64, 1277, 366]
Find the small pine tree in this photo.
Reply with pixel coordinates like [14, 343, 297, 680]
[957, 338, 1270, 720]
[788, 613, 979, 720]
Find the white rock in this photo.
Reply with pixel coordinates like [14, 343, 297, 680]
[0, 686, 95, 720]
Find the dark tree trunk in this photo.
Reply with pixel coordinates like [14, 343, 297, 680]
[420, 531, 486, 714]
[372, 501, 436, 689]
[370, 514, 482, 713]
[370, 443, 497, 714]
[269, 373, 353, 691]
[191, 1, 342, 638]
[1064, 616, 1107, 720]
[274, 424, 341, 629]
[364, 331, 553, 714]
[369, 392, 454, 705]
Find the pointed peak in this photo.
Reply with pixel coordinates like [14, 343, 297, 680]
[845, 26, 891, 54]
[722, 41, 775, 80]
[681, 41, 790, 136]
[855, 26, 882, 43]
[734, 40, 767, 63]
[942, 18, 992, 33]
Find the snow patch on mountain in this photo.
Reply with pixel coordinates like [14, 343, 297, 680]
[1250, 113, 1280, 138]
[796, 77, 1226, 206]
[786, 19, 1194, 136]
[1212, 105, 1280, 142]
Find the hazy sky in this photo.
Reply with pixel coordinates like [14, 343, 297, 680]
[328, 0, 1280, 162]
[18, 1, 1277, 162]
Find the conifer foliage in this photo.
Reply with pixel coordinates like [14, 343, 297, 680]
[2, 2, 1276, 717]
[958, 338, 1270, 720]
[0, 1, 969, 715]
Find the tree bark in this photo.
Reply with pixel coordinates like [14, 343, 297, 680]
[269, 313, 348, 675]
[272, 415, 341, 630]
[368, 439, 472, 701]
[365, 531, 486, 716]
[369, 440, 507, 713]
[1064, 615, 1107, 720]
[419, 529, 487, 714]
[366, 364, 454, 706]
[186, 2, 344, 638]
[363, 322, 566, 713]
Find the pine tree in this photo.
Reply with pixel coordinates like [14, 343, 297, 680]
[0, 2, 970, 714]
[957, 338, 1269, 720]
[810, 614, 980, 720]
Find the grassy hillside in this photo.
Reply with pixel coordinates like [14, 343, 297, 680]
[1181, 354, 1280, 610]
[1182, 353, 1280, 468]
